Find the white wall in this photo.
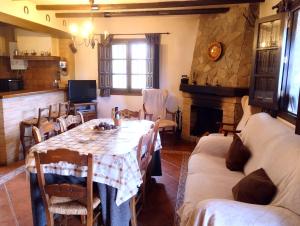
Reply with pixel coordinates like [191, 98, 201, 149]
[0, 0, 66, 31]
[260, 0, 280, 18]
[74, 16, 199, 117]
[15, 28, 59, 56]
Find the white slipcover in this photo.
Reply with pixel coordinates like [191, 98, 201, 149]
[178, 113, 300, 226]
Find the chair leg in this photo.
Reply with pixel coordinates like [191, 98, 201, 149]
[20, 122, 27, 158]
[130, 197, 138, 226]
[45, 211, 54, 226]
[81, 215, 86, 224]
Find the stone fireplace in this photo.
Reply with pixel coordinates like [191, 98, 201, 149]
[190, 105, 223, 136]
[180, 4, 258, 141]
[181, 86, 246, 141]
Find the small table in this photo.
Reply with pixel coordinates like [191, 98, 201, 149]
[26, 119, 162, 226]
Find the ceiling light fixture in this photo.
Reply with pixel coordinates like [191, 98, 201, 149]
[69, 0, 109, 49]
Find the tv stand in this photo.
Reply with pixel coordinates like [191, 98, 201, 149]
[71, 102, 97, 122]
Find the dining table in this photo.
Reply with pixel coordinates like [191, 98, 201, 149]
[25, 118, 162, 226]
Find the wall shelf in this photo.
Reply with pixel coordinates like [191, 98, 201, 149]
[13, 55, 61, 61]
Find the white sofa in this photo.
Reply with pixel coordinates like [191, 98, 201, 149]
[178, 113, 300, 226]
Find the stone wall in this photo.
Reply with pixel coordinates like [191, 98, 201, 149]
[190, 4, 258, 88]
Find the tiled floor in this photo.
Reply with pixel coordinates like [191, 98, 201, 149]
[0, 136, 195, 226]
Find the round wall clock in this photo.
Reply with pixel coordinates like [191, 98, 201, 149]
[208, 42, 223, 61]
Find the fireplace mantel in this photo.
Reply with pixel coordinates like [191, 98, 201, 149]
[179, 84, 248, 97]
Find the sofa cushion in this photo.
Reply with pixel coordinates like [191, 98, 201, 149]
[232, 168, 277, 205]
[226, 134, 251, 171]
[184, 153, 244, 204]
[240, 113, 300, 215]
[192, 135, 233, 158]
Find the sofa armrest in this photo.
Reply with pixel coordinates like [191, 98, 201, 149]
[179, 199, 300, 226]
[192, 135, 233, 158]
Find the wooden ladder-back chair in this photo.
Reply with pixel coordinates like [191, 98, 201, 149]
[142, 89, 177, 141]
[20, 106, 52, 156]
[34, 149, 101, 226]
[119, 109, 141, 120]
[50, 102, 70, 121]
[57, 112, 84, 133]
[217, 96, 261, 136]
[32, 121, 57, 144]
[130, 127, 155, 226]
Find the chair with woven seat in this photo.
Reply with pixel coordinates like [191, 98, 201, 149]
[142, 89, 177, 142]
[215, 96, 261, 136]
[32, 121, 58, 144]
[20, 106, 52, 157]
[130, 120, 160, 226]
[50, 102, 70, 121]
[34, 149, 101, 226]
[119, 109, 141, 120]
[57, 112, 84, 133]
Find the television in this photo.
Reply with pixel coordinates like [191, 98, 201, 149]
[68, 80, 97, 103]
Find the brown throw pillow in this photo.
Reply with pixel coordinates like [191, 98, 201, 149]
[232, 168, 277, 205]
[226, 134, 251, 171]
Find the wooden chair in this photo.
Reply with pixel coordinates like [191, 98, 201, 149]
[34, 149, 101, 226]
[32, 121, 58, 144]
[130, 127, 154, 226]
[216, 96, 261, 136]
[50, 102, 70, 121]
[20, 106, 52, 156]
[119, 109, 141, 120]
[142, 89, 177, 142]
[57, 113, 84, 133]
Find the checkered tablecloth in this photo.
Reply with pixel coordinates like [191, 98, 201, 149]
[26, 119, 161, 206]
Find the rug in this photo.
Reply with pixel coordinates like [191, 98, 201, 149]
[173, 152, 190, 226]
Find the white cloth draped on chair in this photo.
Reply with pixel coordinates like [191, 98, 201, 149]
[142, 89, 168, 120]
[142, 88, 177, 133]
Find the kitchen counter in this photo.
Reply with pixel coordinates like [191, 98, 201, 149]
[0, 88, 66, 99]
[0, 88, 66, 165]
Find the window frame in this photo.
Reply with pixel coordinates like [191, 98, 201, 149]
[110, 38, 150, 96]
[279, 6, 300, 124]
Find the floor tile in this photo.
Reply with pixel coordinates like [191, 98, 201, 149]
[5, 172, 33, 226]
[0, 185, 17, 225]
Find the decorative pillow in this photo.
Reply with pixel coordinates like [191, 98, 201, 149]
[226, 134, 251, 171]
[232, 168, 277, 205]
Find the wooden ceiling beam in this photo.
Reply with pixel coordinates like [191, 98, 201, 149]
[37, 0, 264, 11]
[55, 8, 230, 18]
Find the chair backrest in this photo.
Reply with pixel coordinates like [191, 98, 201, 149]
[136, 128, 154, 171]
[58, 102, 70, 118]
[149, 120, 160, 157]
[119, 109, 141, 120]
[34, 149, 93, 223]
[57, 113, 84, 133]
[142, 89, 168, 121]
[37, 106, 52, 127]
[236, 96, 261, 131]
[32, 121, 57, 144]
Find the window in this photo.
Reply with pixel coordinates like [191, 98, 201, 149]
[111, 40, 150, 93]
[99, 34, 160, 97]
[282, 9, 300, 115]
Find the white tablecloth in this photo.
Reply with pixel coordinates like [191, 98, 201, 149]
[26, 119, 161, 206]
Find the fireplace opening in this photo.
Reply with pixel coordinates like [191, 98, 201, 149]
[190, 105, 223, 136]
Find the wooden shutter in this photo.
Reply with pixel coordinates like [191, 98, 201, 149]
[98, 42, 112, 97]
[249, 13, 288, 111]
[296, 92, 300, 135]
[146, 34, 160, 89]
